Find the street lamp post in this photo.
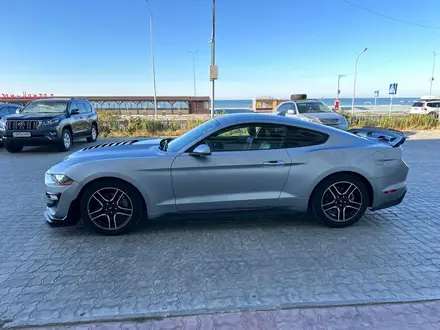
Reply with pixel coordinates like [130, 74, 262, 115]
[429, 52, 438, 96]
[188, 49, 199, 96]
[209, 0, 216, 118]
[145, 0, 158, 117]
[351, 48, 368, 116]
[337, 74, 346, 100]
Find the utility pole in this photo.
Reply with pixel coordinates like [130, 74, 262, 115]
[145, 0, 158, 117]
[209, 0, 217, 118]
[351, 48, 368, 116]
[429, 52, 438, 96]
[188, 49, 199, 96]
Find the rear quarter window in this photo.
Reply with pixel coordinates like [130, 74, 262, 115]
[285, 127, 329, 148]
[412, 102, 424, 107]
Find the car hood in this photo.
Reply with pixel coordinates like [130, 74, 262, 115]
[5, 113, 63, 120]
[63, 138, 163, 163]
[299, 112, 343, 121]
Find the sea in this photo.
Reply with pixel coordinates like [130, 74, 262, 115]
[214, 97, 418, 113]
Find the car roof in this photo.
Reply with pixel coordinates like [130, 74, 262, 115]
[27, 97, 90, 102]
[215, 113, 343, 134]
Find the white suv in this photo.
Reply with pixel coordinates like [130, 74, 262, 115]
[410, 97, 440, 117]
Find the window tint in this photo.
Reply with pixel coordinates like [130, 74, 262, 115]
[412, 102, 424, 107]
[284, 126, 329, 148]
[78, 103, 88, 114]
[69, 102, 78, 112]
[85, 102, 93, 112]
[427, 102, 436, 108]
[202, 123, 328, 152]
[274, 103, 289, 114]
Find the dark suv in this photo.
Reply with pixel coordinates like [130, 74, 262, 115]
[0, 98, 99, 153]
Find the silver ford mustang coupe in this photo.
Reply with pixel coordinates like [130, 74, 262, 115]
[45, 113, 409, 235]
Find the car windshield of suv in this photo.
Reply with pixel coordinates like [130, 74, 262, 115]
[166, 118, 221, 152]
[296, 102, 333, 114]
[412, 102, 424, 107]
[21, 101, 68, 114]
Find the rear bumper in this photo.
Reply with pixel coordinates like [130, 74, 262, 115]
[370, 187, 407, 211]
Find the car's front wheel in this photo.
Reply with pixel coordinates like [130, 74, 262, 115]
[310, 174, 369, 228]
[4, 142, 23, 153]
[59, 128, 73, 151]
[80, 179, 145, 235]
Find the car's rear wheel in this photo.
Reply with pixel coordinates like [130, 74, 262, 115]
[59, 128, 73, 151]
[86, 124, 98, 143]
[80, 179, 144, 235]
[4, 142, 23, 153]
[428, 112, 438, 118]
[310, 174, 369, 228]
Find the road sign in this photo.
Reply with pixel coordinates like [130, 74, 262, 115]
[389, 83, 398, 95]
[374, 90, 379, 97]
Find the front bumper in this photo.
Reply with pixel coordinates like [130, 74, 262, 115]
[3, 128, 61, 146]
[45, 176, 83, 226]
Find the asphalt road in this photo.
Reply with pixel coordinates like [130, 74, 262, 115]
[0, 135, 439, 328]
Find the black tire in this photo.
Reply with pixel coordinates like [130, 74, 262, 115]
[58, 128, 73, 152]
[310, 173, 369, 228]
[428, 112, 438, 119]
[80, 179, 145, 235]
[290, 94, 307, 101]
[86, 124, 98, 143]
[4, 142, 23, 153]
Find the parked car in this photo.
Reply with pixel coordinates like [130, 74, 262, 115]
[273, 95, 348, 130]
[0, 97, 98, 153]
[44, 113, 408, 235]
[409, 97, 440, 117]
[0, 103, 23, 146]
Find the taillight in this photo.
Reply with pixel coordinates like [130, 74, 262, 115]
[422, 107, 427, 111]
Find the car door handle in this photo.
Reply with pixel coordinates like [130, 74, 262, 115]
[263, 160, 286, 166]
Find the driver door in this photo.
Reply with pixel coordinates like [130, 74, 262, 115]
[171, 123, 291, 212]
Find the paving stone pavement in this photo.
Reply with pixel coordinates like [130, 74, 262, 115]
[49, 300, 440, 330]
[0, 133, 439, 328]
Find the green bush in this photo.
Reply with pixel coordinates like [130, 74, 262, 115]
[97, 111, 438, 138]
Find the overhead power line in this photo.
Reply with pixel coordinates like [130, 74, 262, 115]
[341, 0, 440, 30]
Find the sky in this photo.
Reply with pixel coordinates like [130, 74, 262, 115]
[2, 0, 440, 99]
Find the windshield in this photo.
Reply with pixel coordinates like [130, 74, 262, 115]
[22, 101, 68, 114]
[296, 102, 333, 114]
[166, 118, 221, 152]
[412, 102, 424, 107]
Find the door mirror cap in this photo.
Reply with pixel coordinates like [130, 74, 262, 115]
[70, 109, 80, 115]
[286, 109, 295, 116]
[190, 144, 211, 156]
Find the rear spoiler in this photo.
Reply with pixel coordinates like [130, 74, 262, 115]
[347, 127, 406, 148]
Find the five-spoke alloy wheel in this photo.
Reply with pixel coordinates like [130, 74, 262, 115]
[310, 174, 369, 228]
[80, 179, 144, 235]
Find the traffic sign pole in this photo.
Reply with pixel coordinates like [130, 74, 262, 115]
[389, 95, 393, 115]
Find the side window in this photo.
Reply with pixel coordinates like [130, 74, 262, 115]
[285, 126, 329, 148]
[276, 103, 289, 114]
[78, 103, 88, 114]
[69, 102, 78, 113]
[9, 107, 19, 114]
[203, 124, 288, 152]
[427, 102, 435, 108]
[85, 102, 93, 113]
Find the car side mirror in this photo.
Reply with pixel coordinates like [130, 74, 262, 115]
[286, 109, 295, 116]
[70, 109, 80, 115]
[190, 144, 211, 156]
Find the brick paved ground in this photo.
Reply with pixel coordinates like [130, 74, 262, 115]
[0, 132, 439, 329]
[52, 300, 440, 329]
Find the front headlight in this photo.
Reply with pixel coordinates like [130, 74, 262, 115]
[50, 174, 74, 185]
[41, 118, 60, 126]
[0, 119, 5, 130]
